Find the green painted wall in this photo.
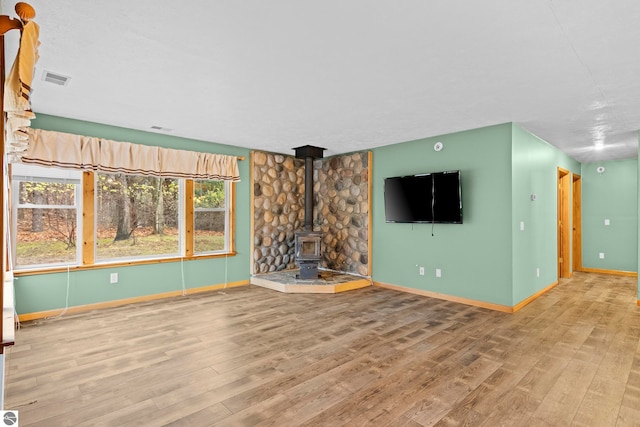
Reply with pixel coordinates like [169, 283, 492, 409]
[372, 124, 514, 306]
[14, 114, 251, 315]
[17, 115, 637, 311]
[372, 123, 581, 307]
[581, 159, 637, 272]
[511, 124, 580, 305]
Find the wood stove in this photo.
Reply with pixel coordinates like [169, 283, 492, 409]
[293, 145, 325, 280]
[295, 230, 322, 279]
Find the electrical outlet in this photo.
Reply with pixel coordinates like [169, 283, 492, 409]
[536, 267, 540, 278]
[599, 253, 605, 259]
[110, 273, 118, 284]
[604, 219, 610, 226]
[519, 221, 524, 231]
[435, 268, 442, 278]
[419, 267, 425, 276]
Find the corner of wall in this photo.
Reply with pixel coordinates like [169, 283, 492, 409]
[509, 125, 580, 306]
[251, 150, 372, 276]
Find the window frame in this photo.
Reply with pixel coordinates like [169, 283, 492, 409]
[10, 164, 83, 269]
[192, 179, 231, 255]
[93, 172, 183, 263]
[11, 169, 236, 274]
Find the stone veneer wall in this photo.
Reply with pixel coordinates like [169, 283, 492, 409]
[252, 151, 304, 273]
[252, 150, 371, 276]
[315, 152, 370, 276]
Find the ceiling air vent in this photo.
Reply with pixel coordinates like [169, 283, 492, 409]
[150, 126, 173, 132]
[42, 70, 71, 86]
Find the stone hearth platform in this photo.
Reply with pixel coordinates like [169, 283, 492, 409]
[251, 269, 371, 294]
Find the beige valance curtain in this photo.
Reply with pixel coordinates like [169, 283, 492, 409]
[4, 20, 40, 156]
[20, 128, 240, 181]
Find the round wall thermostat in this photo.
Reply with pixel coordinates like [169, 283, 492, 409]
[434, 142, 443, 152]
[596, 166, 605, 174]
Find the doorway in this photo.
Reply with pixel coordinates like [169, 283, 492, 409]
[572, 174, 582, 272]
[557, 168, 571, 278]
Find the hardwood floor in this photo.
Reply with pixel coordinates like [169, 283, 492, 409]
[5, 272, 640, 426]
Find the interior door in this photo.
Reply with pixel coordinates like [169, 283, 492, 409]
[557, 168, 571, 278]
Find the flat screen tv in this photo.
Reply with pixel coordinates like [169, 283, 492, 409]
[384, 170, 462, 224]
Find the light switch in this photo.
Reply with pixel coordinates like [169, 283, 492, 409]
[519, 221, 525, 231]
[604, 219, 610, 226]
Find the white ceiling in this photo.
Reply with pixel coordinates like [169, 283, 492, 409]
[3, 0, 639, 162]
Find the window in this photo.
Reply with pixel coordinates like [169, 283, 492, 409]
[194, 180, 229, 254]
[10, 167, 234, 270]
[11, 164, 82, 268]
[95, 173, 181, 261]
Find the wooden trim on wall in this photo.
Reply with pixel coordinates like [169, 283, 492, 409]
[557, 167, 571, 278]
[229, 181, 237, 254]
[579, 267, 638, 277]
[12, 251, 239, 277]
[512, 281, 559, 312]
[374, 281, 514, 313]
[374, 280, 560, 314]
[367, 151, 373, 276]
[184, 179, 194, 257]
[572, 173, 582, 272]
[249, 151, 255, 275]
[17, 280, 251, 322]
[82, 171, 95, 265]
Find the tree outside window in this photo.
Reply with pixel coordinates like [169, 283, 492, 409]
[10, 165, 234, 270]
[12, 165, 81, 267]
[194, 180, 228, 253]
[95, 173, 180, 260]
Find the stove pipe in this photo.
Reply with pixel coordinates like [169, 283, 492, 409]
[293, 145, 326, 229]
[303, 155, 313, 230]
